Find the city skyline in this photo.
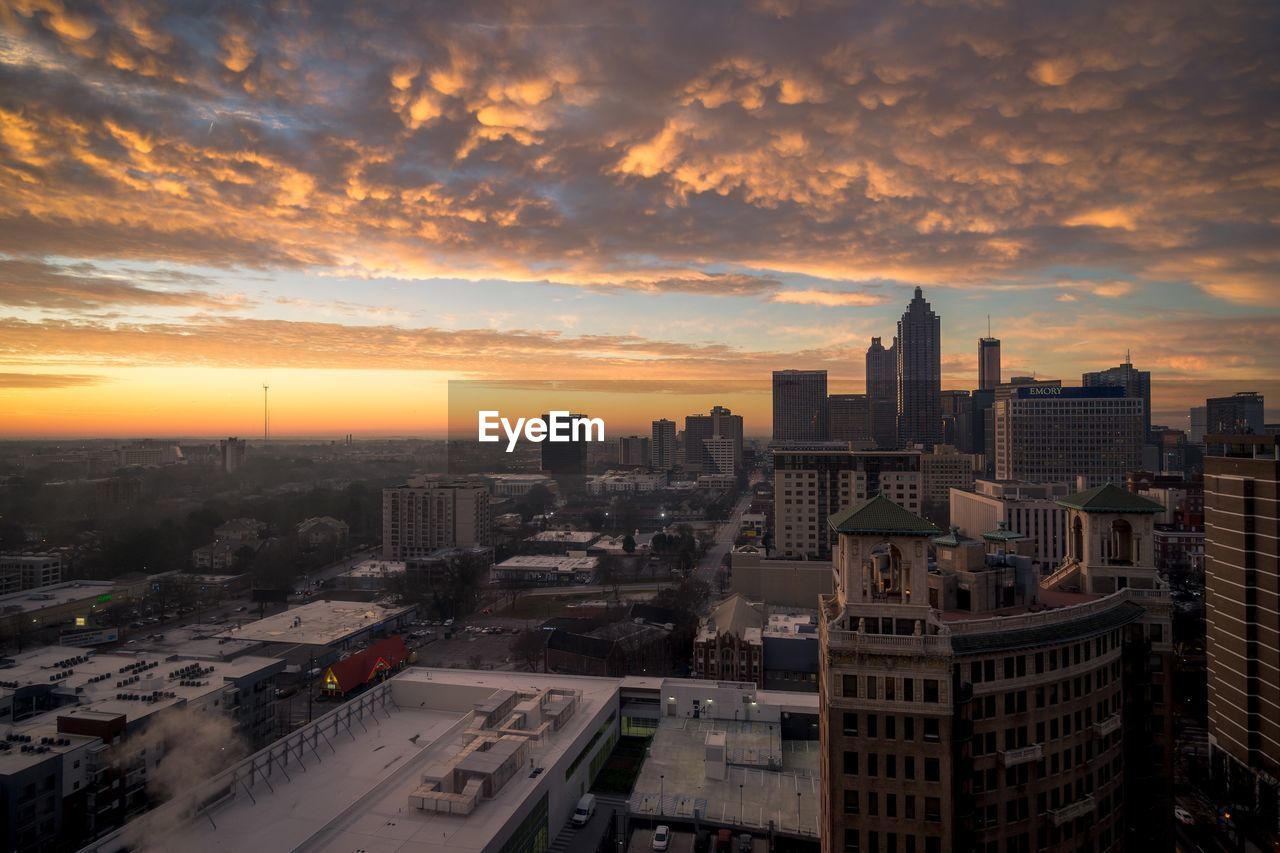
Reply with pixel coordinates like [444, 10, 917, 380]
[1, 2, 1278, 436]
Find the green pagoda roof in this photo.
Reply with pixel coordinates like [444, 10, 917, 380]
[982, 520, 1027, 542]
[1056, 483, 1165, 514]
[828, 495, 943, 537]
[932, 525, 977, 548]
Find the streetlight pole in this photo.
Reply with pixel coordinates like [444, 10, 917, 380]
[796, 791, 802, 832]
[739, 783, 744, 823]
[659, 774, 664, 817]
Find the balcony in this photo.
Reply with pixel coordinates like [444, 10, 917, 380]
[999, 743, 1043, 767]
[1094, 714, 1122, 738]
[1048, 795, 1095, 827]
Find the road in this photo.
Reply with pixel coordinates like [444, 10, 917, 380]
[694, 491, 754, 584]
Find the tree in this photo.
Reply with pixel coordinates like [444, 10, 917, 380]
[622, 534, 636, 554]
[515, 484, 555, 522]
[509, 630, 546, 672]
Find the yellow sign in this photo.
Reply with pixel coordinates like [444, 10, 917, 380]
[75, 616, 87, 627]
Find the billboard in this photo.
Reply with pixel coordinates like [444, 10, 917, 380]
[1015, 385, 1125, 400]
[59, 627, 120, 647]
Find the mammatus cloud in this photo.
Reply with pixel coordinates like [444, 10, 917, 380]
[0, 0, 1274, 300]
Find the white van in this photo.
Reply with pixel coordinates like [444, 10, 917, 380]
[571, 794, 596, 826]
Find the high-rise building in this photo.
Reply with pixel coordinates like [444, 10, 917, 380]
[919, 445, 979, 522]
[993, 386, 1143, 487]
[382, 477, 493, 561]
[773, 370, 829, 442]
[828, 393, 872, 444]
[1189, 406, 1208, 445]
[617, 435, 650, 467]
[1206, 391, 1265, 436]
[1204, 434, 1280, 827]
[819, 486, 1174, 853]
[539, 412, 590, 475]
[220, 437, 247, 474]
[978, 336, 1001, 391]
[1083, 358, 1152, 437]
[684, 406, 743, 474]
[866, 337, 899, 449]
[939, 391, 972, 450]
[650, 419, 676, 470]
[773, 447, 921, 559]
[897, 287, 943, 449]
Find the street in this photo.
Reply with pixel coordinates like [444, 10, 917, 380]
[695, 491, 754, 584]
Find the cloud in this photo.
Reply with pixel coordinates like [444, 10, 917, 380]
[0, 0, 1270, 305]
[770, 288, 889, 307]
[0, 258, 252, 311]
[0, 372, 106, 388]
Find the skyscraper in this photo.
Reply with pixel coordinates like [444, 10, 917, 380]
[772, 369, 829, 442]
[896, 287, 943, 448]
[828, 393, 872, 444]
[1189, 406, 1207, 444]
[1206, 391, 1265, 436]
[539, 412, 590, 475]
[617, 435, 649, 467]
[1204, 434, 1280, 823]
[978, 336, 1001, 391]
[382, 477, 492, 561]
[865, 337, 898, 449]
[1083, 357, 1152, 437]
[650, 418, 676, 469]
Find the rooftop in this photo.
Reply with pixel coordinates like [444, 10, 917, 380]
[828, 494, 942, 537]
[0, 580, 118, 615]
[218, 599, 413, 646]
[1057, 483, 1166, 513]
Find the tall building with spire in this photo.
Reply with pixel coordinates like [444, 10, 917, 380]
[1083, 354, 1151, 437]
[896, 287, 943, 448]
[978, 333, 1001, 392]
[866, 337, 898, 449]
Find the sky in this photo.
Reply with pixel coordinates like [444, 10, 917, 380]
[0, 0, 1277, 438]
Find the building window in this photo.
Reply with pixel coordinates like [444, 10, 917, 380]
[843, 751, 859, 775]
[925, 757, 940, 782]
[923, 679, 939, 702]
[843, 712, 859, 736]
[844, 789, 860, 814]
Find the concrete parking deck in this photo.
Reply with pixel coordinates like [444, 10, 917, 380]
[630, 718, 820, 838]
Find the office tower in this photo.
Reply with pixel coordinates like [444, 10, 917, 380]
[896, 287, 943, 449]
[939, 391, 972, 451]
[1204, 434, 1280, 823]
[1083, 357, 1152, 437]
[1152, 428, 1187, 475]
[773, 447, 921, 559]
[919, 445, 979, 522]
[828, 394, 872, 444]
[684, 406, 743, 474]
[993, 386, 1143, 487]
[617, 436, 650, 467]
[1206, 391, 1265, 436]
[382, 477, 492, 560]
[702, 436, 739, 477]
[978, 336, 1001, 391]
[819, 486, 1173, 853]
[866, 337, 898, 449]
[539, 411, 589, 475]
[1189, 406, 1207, 444]
[650, 418, 676, 469]
[220, 437, 247, 474]
[773, 369, 829, 442]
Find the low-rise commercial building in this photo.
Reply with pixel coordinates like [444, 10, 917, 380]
[0, 552, 62, 594]
[492, 555, 598, 586]
[949, 479, 1070, 570]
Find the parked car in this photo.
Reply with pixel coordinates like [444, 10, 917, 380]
[571, 794, 595, 827]
[652, 825, 670, 851]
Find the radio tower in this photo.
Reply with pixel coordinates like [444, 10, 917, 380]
[263, 385, 270, 442]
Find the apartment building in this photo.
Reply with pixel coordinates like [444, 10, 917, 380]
[381, 477, 492, 561]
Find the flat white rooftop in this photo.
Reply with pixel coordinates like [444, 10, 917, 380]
[122, 668, 623, 853]
[220, 599, 413, 646]
[0, 580, 117, 614]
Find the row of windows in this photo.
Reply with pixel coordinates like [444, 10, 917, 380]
[843, 750, 941, 781]
[843, 790, 942, 820]
[840, 675, 941, 703]
[842, 712, 941, 742]
[843, 830, 941, 853]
